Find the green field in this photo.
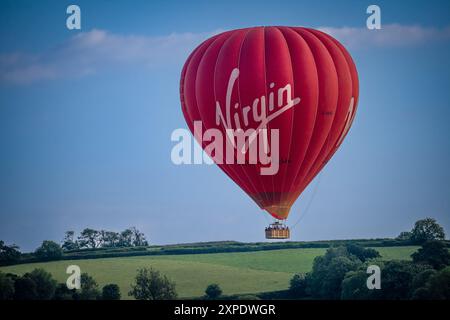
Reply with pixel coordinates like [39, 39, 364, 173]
[0, 246, 418, 299]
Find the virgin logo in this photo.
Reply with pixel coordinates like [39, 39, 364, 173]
[171, 68, 301, 176]
[215, 68, 301, 153]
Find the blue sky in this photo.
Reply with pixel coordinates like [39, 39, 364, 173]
[1, 0, 449, 251]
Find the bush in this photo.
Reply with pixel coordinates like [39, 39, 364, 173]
[289, 274, 307, 298]
[411, 287, 432, 300]
[14, 276, 38, 300]
[410, 218, 445, 244]
[307, 247, 361, 299]
[378, 260, 430, 300]
[341, 270, 380, 300]
[0, 272, 15, 300]
[411, 240, 450, 270]
[204, 284, 222, 299]
[102, 284, 121, 300]
[425, 266, 450, 299]
[129, 267, 177, 300]
[396, 231, 412, 241]
[411, 269, 437, 291]
[74, 273, 100, 300]
[345, 243, 380, 262]
[35, 241, 63, 261]
[0, 241, 21, 266]
[53, 283, 75, 300]
[26, 268, 57, 299]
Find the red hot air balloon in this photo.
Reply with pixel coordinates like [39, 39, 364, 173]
[180, 26, 359, 238]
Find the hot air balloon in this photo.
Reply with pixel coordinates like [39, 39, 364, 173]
[180, 26, 359, 239]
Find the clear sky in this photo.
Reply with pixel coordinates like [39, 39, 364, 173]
[1, 0, 449, 251]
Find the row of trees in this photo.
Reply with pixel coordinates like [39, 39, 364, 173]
[396, 217, 446, 244]
[288, 240, 450, 300]
[0, 241, 21, 266]
[0, 269, 121, 300]
[285, 218, 448, 300]
[0, 265, 223, 300]
[0, 227, 149, 265]
[1, 242, 449, 300]
[129, 268, 227, 300]
[62, 227, 148, 250]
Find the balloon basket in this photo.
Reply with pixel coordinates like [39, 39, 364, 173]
[265, 221, 290, 239]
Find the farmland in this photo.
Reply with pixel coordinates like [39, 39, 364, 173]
[0, 246, 418, 299]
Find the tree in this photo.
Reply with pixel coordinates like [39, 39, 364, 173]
[341, 270, 376, 300]
[130, 227, 148, 247]
[306, 247, 361, 299]
[75, 273, 100, 300]
[118, 227, 148, 247]
[53, 283, 75, 300]
[78, 228, 100, 249]
[0, 272, 15, 300]
[60, 227, 148, 249]
[129, 267, 177, 300]
[62, 231, 78, 251]
[35, 240, 63, 261]
[345, 243, 380, 262]
[410, 269, 437, 299]
[289, 274, 308, 298]
[396, 231, 412, 241]
[411, 287, 432, 300]
[411, 240, 450, 270]
[0, 240, 21, 265]
[378, 260, 429, 300]
[410, 218, 445, 244]
[99, 231, 120, 248]
[204, 284, 222, 299]
[119, 229, 133, 247]
[102, 284, 121, 300]
[26, 268, 57, 299]
[411, 269, 437, 291]
[14, 276, 38, 300]
[425, 266, 450, 299]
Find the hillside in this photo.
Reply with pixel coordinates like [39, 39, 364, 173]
[0, 246, 419, 299]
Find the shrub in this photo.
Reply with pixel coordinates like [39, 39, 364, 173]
[26, 268, 57, 299]
[411, 240, 450, 270]
[14, 276, 38, 300]
[129, 267, 177, 300]
[204, 284, 222, 299]
[53, 283, 75, 300]
[102, 284, 121, 300]
[289, 274, 307, 298]
[35, 241, 63, 261]
[0, 272, 15, 300]
[0, 241, 21, 266]
[74, 273, 100, 300]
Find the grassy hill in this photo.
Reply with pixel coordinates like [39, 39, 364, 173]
[0, 246, 419, 299]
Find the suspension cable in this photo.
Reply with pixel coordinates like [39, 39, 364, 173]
[289, 170, 323, 230]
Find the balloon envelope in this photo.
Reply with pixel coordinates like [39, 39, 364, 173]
[180, 26, 359, 220]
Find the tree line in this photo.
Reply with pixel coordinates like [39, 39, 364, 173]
[286, 218, 450, 300]
[286, 240, 450, 300]
[0, 226, 148, 266]
[0, 265, 225, 300]
[62, 227, 148, 250]
[2, 238, 447, 300]
[0, 268, 121, 300]
[1, 218, 449, 300]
